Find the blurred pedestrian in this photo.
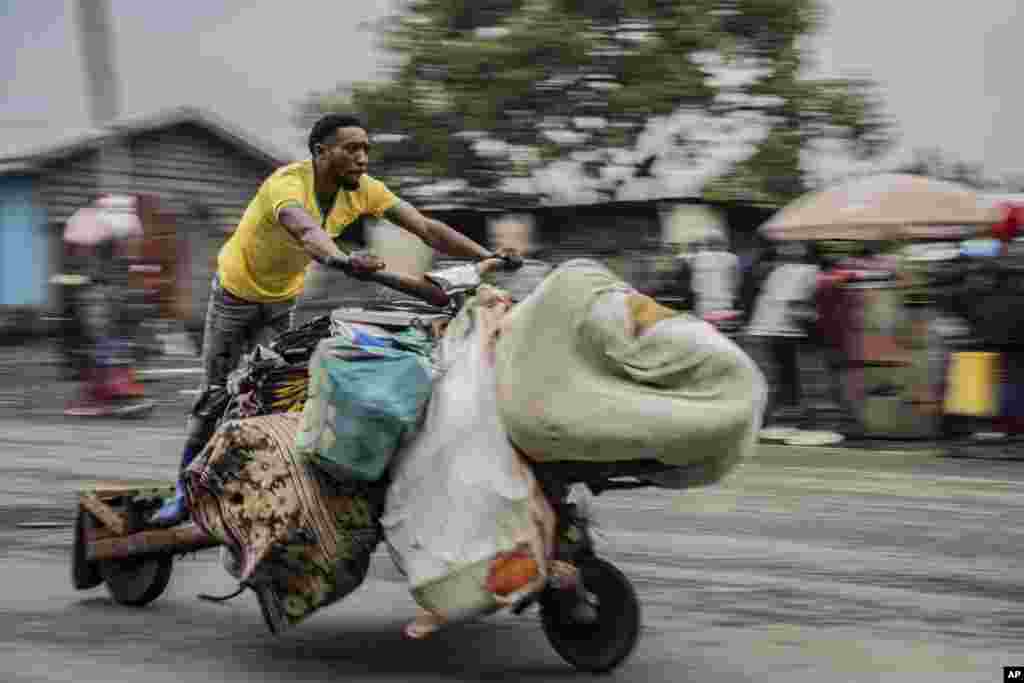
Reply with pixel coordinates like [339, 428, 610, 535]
[814, 251, 860, 433]
[485, 214, 551, 301]
[738, 242, 776, 322]
[745, 241, 820, 425]
[667, 244, 696, 311]
[689, 234, 744, 336]
[692, 235, 739, 318]
[63, 195, 151, 416]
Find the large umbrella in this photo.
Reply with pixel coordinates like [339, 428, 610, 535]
[759, 173, 1001, 242]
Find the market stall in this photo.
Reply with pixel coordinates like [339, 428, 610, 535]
[759, 173, 1002, 439]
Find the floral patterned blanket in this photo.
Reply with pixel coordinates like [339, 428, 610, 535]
[185, 413, 388, 634]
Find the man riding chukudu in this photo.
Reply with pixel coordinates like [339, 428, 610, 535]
[151, 113, 520, 526]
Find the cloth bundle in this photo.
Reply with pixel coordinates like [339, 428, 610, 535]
[494, 259, 766, 486]
[382, 287, 555, 638]
[188, 259, 765, 638]
[185, 413, 387, 634]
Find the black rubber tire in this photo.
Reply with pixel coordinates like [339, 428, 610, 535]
[540, 557, 641, 674]
[100, 554, 174, 607]
[71, 508, 103, 590]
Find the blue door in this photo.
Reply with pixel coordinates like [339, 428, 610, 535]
[0, 176, 48, 306]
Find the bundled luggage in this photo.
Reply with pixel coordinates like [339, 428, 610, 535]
[382, 287, 554, 637]
[495, 259, 766, 486]
[295, 326, 436, 483]
[187, 259, 765, 636]
[222, 315, 335, 420]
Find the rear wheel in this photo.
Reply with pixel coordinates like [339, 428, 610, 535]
[100, 554, 173, 606]
[540, 557, 640, 673]
[71, 508, 103, 590]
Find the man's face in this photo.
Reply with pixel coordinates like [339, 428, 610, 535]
[319, 126, 370, 190]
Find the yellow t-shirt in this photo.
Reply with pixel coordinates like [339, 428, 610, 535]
[217, 161, 399, 302]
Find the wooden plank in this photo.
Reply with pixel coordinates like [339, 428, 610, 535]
[88, 523, 220, 561]
[79, 479, 175, 499]
[79, 493, 128, 536]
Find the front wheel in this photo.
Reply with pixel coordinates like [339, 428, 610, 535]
[540, 557, 641, 673]
[100, 554, 174, 606]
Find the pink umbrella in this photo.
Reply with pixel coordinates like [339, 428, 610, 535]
[63, 195, 143, 247]
[759, 174, 1002, 242]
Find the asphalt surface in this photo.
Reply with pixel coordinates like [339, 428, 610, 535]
[0, 341, 1023, 682]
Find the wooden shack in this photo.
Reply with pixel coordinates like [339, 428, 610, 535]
[0, 107, 292, 326]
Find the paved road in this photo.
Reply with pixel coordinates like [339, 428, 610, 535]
[1, 344, 1023, 681]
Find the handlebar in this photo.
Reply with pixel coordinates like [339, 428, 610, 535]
[363, 269, 452, 308]
[488, 252, 524, 271]
[329, 251, 524, 309]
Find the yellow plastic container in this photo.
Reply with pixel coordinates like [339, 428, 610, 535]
[944, 352, 1000, 416]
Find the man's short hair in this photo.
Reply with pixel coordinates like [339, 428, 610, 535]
[308, 113, 366, 156]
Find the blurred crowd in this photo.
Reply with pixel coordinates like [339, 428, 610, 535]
[634, 210, 1024, 442]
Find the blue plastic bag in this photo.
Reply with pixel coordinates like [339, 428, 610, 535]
[296, 334, 434, 482]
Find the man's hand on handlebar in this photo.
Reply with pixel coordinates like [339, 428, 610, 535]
[326, 250, 385, 280]
[349, 251, 386, 278]
[321, 246, 525, 308]
[477, 247, 524, 276]
[493, 247, 524, 269]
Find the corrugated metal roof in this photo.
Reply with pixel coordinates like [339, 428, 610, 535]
[0, 126, 94, 159]
[0, 159, 39, 175]
[0, 106, 293, 174]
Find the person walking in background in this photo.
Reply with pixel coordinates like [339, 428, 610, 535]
[692, 235, 740, 318]
[485, 214, 551, 302]
[63, 195, 152, 417]
[745, 241, 820, 425]
[814, 251, 860, 434]
[738, 243, 776, 323]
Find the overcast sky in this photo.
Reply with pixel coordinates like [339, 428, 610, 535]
[2, 0, 1022, 179]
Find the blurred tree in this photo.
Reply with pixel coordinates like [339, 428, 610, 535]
[296, 0, 893, 207]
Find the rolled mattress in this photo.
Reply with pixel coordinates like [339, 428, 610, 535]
[495, 259, 766, 486]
